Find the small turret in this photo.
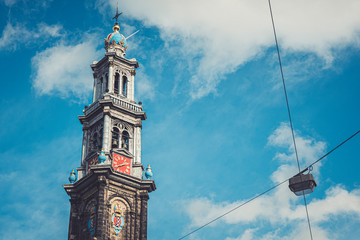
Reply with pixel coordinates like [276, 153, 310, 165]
[68, 169, 77, 183]
[145, 165, 153, 179]
[98, 148, 106, 163]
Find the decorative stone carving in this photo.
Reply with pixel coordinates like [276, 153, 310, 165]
[130, 70, 136, 76]
[88, 123, 104, 154]
[109, 197, 131, 239]
[112, 120, 133, 138]
[112, 202, 125, 235]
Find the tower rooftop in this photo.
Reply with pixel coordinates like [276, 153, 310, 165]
[105, 3, 127, 57]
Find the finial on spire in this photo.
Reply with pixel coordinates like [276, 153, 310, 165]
[111, 1, 123, 24]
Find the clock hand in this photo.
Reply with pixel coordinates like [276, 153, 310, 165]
[115, 162, 129, 168]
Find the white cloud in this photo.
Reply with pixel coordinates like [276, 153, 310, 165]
[182, 124, 360, 239]
[98, 0, 360, 99]
[268, 122, 326, 178]
[0, 135, 80, 239]
[37, 23, 63, 38]
[0, 22, 63, 50]
[0, 22, 100, 101]
[307, 186, 360, 223]
[1, 0, 18, 7]
[135, 69, 156, 101]
[226, 228, 258, 240]
[31, 34, 103, 101]
[1, 0, 52, 7]
[0, 23, 31, 50]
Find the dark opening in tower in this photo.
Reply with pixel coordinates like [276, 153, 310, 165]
[114, 73, 120, 94]
[122, 75, 127, 97]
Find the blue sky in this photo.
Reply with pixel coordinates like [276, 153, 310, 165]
[1, 0, 360, 239]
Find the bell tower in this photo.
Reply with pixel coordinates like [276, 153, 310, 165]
[63, 8, 156, 240]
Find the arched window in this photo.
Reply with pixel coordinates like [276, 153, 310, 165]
[99, 128, 103, 151]
[96, 79, 101, 100]
[114, 73, 120, 94]
[92, 133, 98, 150]
[105, 74, 108, 92]
[92, 133, 102, 151]
[121, 131, 129, 150]
[100, 77, 104, 95]
[122, 75, 127, 97]
[91, 130, 103, 151]
[112, 127, 120, 148]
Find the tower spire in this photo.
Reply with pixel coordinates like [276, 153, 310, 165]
[63, 6, 156, 239]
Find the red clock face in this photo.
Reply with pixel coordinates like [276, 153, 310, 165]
[113, 153, 131, 175]
[87, 156, 98, 173]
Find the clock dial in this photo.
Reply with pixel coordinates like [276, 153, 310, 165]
[112, 153, 131, 175]
[87, 156, 99, 173]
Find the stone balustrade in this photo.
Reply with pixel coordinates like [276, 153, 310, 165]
[84, 95, 142, 115]
[109, 95, 142, 112]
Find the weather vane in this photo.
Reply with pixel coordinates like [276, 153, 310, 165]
[111, 1, 123, 23]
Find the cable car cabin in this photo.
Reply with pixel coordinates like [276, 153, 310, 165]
[289, 173, 317, 196]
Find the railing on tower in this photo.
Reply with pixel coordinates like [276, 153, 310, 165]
[109, 95, 142, 112]
[84, 95, 143, 115]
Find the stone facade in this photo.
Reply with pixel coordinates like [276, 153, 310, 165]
[64, 165, 155, 240]
[79, 52, 145, 179]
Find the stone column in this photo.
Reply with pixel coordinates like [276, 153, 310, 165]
[129, 210, 136, 240]
[102, 115, 110, 156]
[96, 80, 101, 101]
[108, 63, 114, 93]
[101, 76, 104, 97]
[92, 75, 97, 103]
[133, 128, 136, 157]
[130, 70, 136, 101]
[105, 73, 109, 92]
[68, 198, 81, 240]
[140, 194, 149, 240]
[119, 75, 123, 96]
[127, 75, 131, 100]
[81, 130, 87, 165]
[134, 196, 141, 240]
[132, 75, 135, 101]
[135, 127, 141, 163]
[95, 176, 108, 239]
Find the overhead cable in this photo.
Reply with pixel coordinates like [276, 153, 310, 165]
[267, 0, 314, 238]
[177, 129, 360, 240]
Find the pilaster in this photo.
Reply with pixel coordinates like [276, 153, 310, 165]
[119, 74, 124, 97]
[108, 62, 114, 93]
[102, 114, 111, 154]
[135, 126, 141, 164]
[130, 70, 136, 101]
[92, 73, 97, 103]
[81, 129, 87, 164]
[95, 175, 108, 239]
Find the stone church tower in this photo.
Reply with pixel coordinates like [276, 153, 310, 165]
[63, 11, 156, 240]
